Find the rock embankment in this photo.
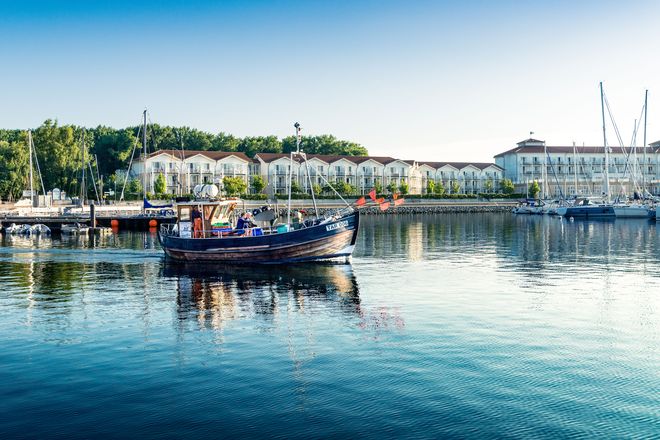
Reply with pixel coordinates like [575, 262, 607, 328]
[275, 204, 513, 216]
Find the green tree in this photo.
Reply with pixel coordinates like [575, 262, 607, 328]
[238, 136, 282, 157]
[33, 120, 88, 193]
[386, 181, 398, 193]
[128, 178, 143, 195]
[92, 126, 137, 178]
[282, 134, 368, 156]
[0, 137, 29, 201]
[290, 180, 303, 194]
[434, 180, 446, 196]
[501, 178, 515, 194]
[528, 180, 541, 198]
[425, 179, 435, 195]
[451, 181, 461, 194]
[223, 176, 247, 196]
[251, 175, 266, 193]
[399, 181, 409, 195]
[154, 173, 166, 194]
[374, 180, 383, 194]
[484, 179, 494, 192]
[312, 184, 322, 195]
[211, 132, 240, 151]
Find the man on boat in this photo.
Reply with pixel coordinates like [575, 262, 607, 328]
[192, 206, 203, 238]
[236, 212, 255, 230]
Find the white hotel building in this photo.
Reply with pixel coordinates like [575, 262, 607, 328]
[495, 138, 660, 197]
[131, 150, 503, 195]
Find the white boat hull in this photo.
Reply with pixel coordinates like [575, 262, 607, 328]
[613, 206, 653, 218]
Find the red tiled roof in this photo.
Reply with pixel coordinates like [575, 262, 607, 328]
[494, 145, 660, 158]
[255, 153, 398, 165]
[418, 161, 502, 171]
[147, 149, 251, 162]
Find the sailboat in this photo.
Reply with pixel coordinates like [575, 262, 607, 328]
[557, 82, 615, 219]
[613, 89, 655, 218]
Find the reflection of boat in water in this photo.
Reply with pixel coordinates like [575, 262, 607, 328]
[162, 261, 362, 326]
[163, 261, 359, 295]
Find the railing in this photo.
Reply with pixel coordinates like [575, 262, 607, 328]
[160, 223, 177, 236]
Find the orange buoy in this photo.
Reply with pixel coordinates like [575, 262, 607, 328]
[110, 219, 119, 227]
[149, 219, 158, 228]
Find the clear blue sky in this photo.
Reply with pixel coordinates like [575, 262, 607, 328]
[1, 0, 659, 161]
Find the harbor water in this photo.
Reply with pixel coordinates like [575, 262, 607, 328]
[0, 214, 658, 438]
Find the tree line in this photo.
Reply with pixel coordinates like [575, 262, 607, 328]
[0, 120, 369, 201]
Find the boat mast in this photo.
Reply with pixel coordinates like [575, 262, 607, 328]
[143, 109, 148, 208]
[600, 82, 610, 201]
[286, 123, 297, 226]
[643, 89, 648, 195]
[28, 130, 34, 209]
[543, 140, 547, 199]
[81, 128, 86, 208]
[573, 141, 578, 195]
[298, 122, 319, 219]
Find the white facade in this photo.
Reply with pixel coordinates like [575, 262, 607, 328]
[131, 149, 501, 196]
[495, 138, 660, 197]
[132, 150, 250, 194]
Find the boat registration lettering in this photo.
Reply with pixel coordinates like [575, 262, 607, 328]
[326, 220, 348, 231]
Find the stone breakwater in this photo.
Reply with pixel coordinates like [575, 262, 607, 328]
[276, 204, 513, 216]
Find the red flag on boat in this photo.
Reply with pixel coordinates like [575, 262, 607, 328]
[376, 197, 385, 204]
[355, 196, 366, 206]
[379, 202, 391, 211]
[368, 188, 377, 201]
[394, 198, 405, 206]
[393, 193, 399, 200]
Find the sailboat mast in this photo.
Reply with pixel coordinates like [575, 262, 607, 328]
[28, 130, 34, 208]
[573, 141, 578, 195]
[600, 82, 610, 200]
[286, 123, 300, 226]
[643, 89, 648, 194]
[81, 128, 86, 207]
[143, 109, 148, 205]
[543, 140, 547, 199]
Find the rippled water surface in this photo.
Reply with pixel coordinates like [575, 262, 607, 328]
[1, 214, 659, 438]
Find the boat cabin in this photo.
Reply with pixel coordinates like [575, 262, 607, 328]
[175, 199, 239, 238]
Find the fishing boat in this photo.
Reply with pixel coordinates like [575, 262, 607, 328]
[159, 197, 359, 264]
[159, 122, 361, 264]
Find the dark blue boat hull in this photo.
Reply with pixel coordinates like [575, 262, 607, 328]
[158, 211, 360, 264]
[559, 205, 615, 218]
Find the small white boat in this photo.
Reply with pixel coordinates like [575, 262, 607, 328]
[4, 223, 21, 234]
[512, 199, 543, 215]
[30, 224, 51, 235]
[61, 223, 90, 234]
